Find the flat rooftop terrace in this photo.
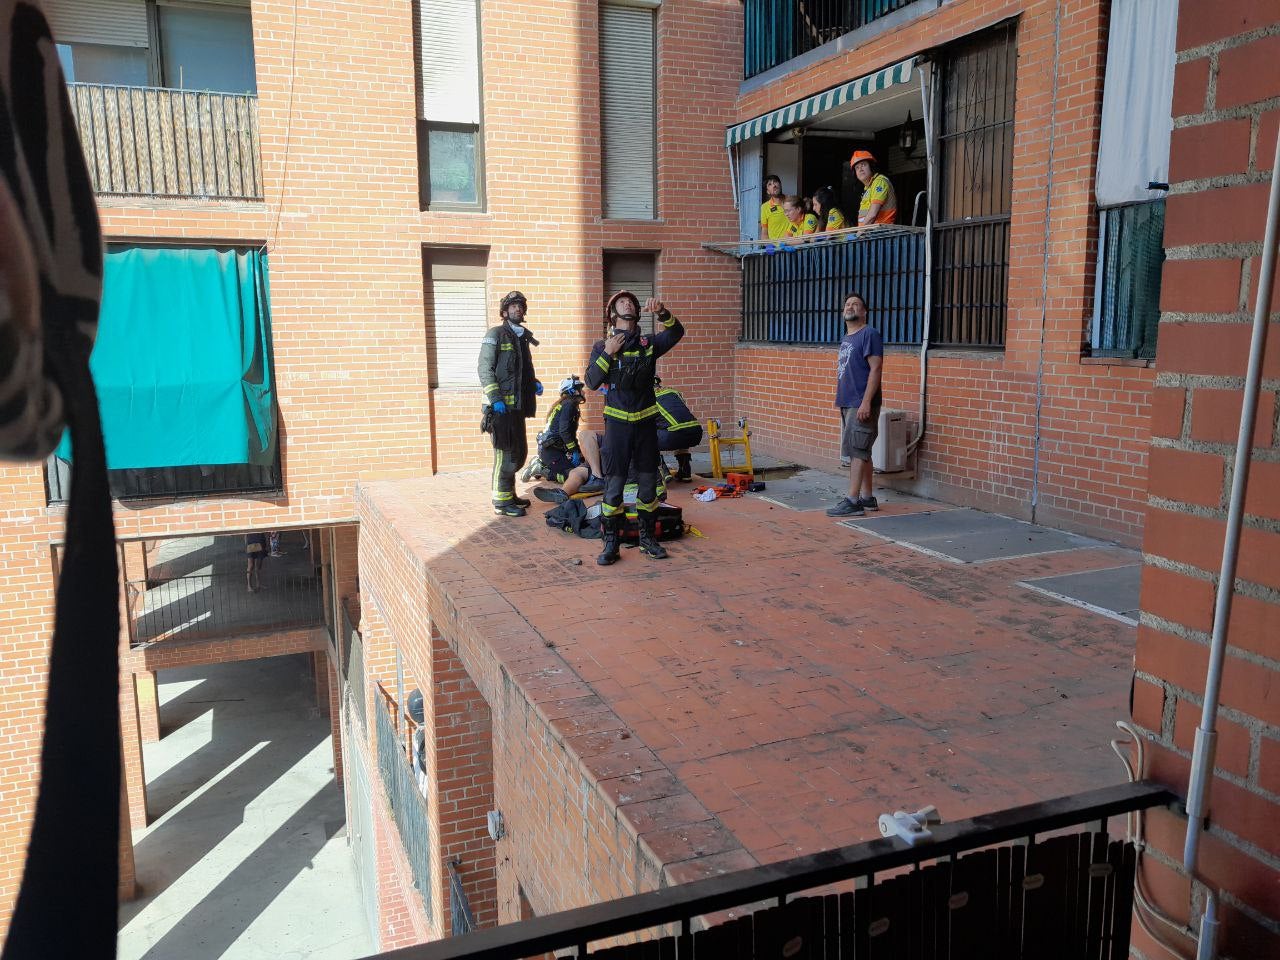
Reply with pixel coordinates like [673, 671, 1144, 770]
[358, 468, 1139, 885]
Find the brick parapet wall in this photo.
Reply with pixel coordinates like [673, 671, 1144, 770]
[1129, 4, 1280, 957]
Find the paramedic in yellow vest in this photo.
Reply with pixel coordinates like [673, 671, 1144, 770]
[812, 185, 847, 233]
[851, 150, 897, 227]
[782, 195, 819, 238]
[759, 174, 789, 240]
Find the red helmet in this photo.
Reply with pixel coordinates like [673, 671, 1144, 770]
[849, 150, 876, 169]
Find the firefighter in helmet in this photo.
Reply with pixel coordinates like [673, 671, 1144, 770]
[584, 291, 685, 564]
[478, 290, 541, 516]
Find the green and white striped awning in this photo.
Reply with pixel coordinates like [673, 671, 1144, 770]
[725, 58, 917, 148]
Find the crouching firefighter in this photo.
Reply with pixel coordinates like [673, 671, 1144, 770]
[585, 291, 685, 564]
[478, 290, 542, 517]
[534, 375, 605, 501]
[654, 377, 702, 482]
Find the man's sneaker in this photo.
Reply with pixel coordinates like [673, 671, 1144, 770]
[493, 502, 526, 517]
[840, 457, 851, 469]
[825, 497, 866, 518]
[857, 496, 880, 512]
[520, 458, 543, 483]
[534, 487, 569, 503]
[578, 479, 605, 495]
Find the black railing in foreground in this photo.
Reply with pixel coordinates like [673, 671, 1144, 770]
[381, 780, 1175, 959]
[67, 83, 263, 199]
[742, 228, 926, 345]
[45, 456, 281, 504]
[129, 572, 323, 646]
[743, 0, 919, 79]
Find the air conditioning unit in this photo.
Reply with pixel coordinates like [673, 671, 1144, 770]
[872, 409, 911, 473]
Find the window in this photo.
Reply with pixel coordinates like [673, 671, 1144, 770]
[600, 2, 656, 220]
[158, 1, 257, 93]
[934, 22, 1017, 348]
[604, 251, 657, 334]
[417, 0, 484, 208]
[1093, 201, 1165, 359]
[1091, 0, 1176, 358]
[46, 0, 256, 93]
[424, 250, 488, 387]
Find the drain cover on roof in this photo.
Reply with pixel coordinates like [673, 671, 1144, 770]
[1018, 564, 1142, 623]
[840, 508, 1102, 563]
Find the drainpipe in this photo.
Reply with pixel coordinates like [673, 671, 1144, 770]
[907, 63, 935, 455]
[1183, 126, 1280, 960]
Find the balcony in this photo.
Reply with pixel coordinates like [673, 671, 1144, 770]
[377, 781, 1173, 959]
[744, 0, 922, 80]
[67, 82, 262, 200]
[742, 228, 928, 345]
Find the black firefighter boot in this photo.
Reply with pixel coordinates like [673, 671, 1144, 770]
[637, 514, 669, 560]
[674, 452, 693, 483]
[596, 515, 622, 566]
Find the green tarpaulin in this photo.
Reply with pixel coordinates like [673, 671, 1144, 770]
[58, 246, 276, 470]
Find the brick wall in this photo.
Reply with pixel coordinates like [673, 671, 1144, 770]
[730, 0, 1157, 546]
[1130, 3, 1280, 957]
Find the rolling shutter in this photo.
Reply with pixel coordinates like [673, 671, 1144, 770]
[605, 252, 656, 335]
[44, 0, 149, 47]
[419, 0, 481, 124]
[430, 278, 487, 387]
[600, 4, 655, 220]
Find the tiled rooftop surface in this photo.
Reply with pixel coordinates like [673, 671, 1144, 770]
[362, 469, 1138, 880]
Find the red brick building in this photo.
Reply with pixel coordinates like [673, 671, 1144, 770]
[1, 0, 1277, 955]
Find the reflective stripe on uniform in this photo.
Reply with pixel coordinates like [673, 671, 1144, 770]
[603, 405, 658, 422]
[601, 502, 624, 517]
[635, 498, 659, 513]
[594, 355, 611, 372]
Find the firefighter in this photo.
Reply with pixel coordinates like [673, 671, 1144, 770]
[533, 376, 605, 501]
[654, 377, 702, 482]
[478, 290, 542, 517]
[585, 291, 685, 564]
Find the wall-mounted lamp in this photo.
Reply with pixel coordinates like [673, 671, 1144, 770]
[899, 111, 918, 157]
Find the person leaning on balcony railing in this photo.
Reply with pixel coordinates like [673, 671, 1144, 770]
[850, 150, 898, 227]
[812, 185, 847, 233]
[478, 290, 542, 518]
[759, 174, 790, 240]
[782, 195, 820, 238]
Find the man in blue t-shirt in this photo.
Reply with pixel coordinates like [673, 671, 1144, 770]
[827, 293, 884, 517]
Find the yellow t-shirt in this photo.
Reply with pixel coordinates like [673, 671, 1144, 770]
[858, 174, 898, 224]
[825, 207, 847, 231]
[785, 213, 819, 237]
[760, 199, 789, 240]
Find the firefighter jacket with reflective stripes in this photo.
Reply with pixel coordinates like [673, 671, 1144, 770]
[585, 311, 685, 422]
[477, 321, 538, 415]
[655, 386, 698, 431]
[539, 398, 580, 452]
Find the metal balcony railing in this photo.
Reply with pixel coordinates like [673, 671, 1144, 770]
[742, 227, 927, 345]
[129, 572, 323, 647]
[67, 82, 263, 199]
[376, 688, 434, 919]
[744, 0, 919, 79]
[376, 780, 1174, 959]
[45, 456, 281, 504]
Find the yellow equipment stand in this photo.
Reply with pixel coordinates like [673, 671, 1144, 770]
[707, 418, 753, 479]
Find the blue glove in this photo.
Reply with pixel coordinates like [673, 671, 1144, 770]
[492, 400, 507, 414]
[534, 381, 544, 396]
[570, 451, 582, 467]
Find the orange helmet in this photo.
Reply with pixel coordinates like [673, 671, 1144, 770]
[849, 150, 876, 168]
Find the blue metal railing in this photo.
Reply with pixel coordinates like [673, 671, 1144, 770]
[376, 697, 434, 919]
[744, 0, 918, 79]
[742, 229, 926, 344]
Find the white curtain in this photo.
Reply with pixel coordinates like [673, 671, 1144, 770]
[1095, 0, 1177, 207]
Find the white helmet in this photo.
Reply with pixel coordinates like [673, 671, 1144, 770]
[559, 375, 585, 398]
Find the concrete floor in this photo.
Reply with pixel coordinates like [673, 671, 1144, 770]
[118, 655, 372, 960]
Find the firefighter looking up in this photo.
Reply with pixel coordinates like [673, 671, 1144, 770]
[585, 291, 685, 565]
[478, 290, 542, 517]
